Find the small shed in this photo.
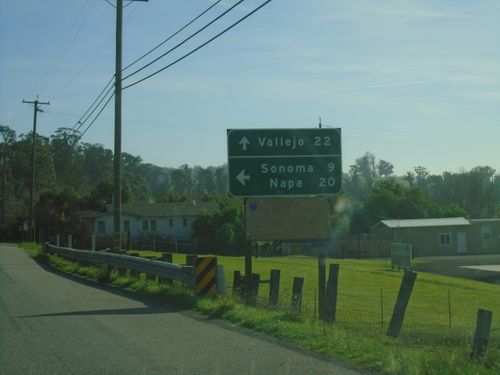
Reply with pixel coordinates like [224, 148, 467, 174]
[371, 217, 471, 257]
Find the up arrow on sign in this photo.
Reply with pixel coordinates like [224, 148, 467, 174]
[237, 170, 250, 185]
[239, 136, 250, 150]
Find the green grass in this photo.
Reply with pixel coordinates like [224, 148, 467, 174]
[18, 243, 500, 374]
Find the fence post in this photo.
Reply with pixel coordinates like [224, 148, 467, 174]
[248, 273, 260, 306]
[56, 234, 60, 247]
[387, 270, 417, 338]
[269, 269, 281, 308]
[233, 270, 243, 295]
[159, 253, 173, 284]
[91, 234, 96, 251]
[471, 309, 493, 358]
[291, 277, 304, 312]
[68, 234, 72, 249]
[325, 263, 340, 322]
[318, 248, 326, 320]
[217, 265, 226, 294]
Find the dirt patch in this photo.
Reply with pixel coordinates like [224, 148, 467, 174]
[413, 254, 500, 284]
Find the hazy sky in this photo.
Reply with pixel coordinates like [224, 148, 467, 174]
[1, 0, 499, 176]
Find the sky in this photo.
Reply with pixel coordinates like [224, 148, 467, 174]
[1, 0, 499, 177]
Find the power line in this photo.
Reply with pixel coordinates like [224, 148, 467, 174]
[122, 0, 244, 82]
[51, 0, 272, 151]
[123, 0, 272, 90]
[123, 0, 222, 72]
[25, 0, 96, 100]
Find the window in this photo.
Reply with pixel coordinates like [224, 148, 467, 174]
[439, 233, 451, 246]
[151, 220, 157, 232]
[481, 225, 491, 241]
[97, 221, 105, 235]
[169, 218, 173, 228]
[183, 218, 188, 227]
[124, 220, 130, 232]
[142, 220, 149, 231]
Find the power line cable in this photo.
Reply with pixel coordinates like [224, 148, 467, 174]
[40, 0, 97, 96]
[123, 0, 222, 72]
[25, 0, 95, 100]
[52, 0, 271, 152]
[78, 91, 115, 140]
[122, 0, 245, 82]
[123, 0, 272, 90]
[64, 0, 243, 141]
[73, 77, 115, 133]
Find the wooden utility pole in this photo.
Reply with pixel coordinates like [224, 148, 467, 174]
[113, 0, 123, 252]
[112, 0, 148, 252]
[22, 96, 49, 242]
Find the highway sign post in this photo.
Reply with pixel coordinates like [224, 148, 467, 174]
[227, 128, 342, 197]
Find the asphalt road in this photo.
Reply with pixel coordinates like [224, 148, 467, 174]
[0, 244, 363, 375]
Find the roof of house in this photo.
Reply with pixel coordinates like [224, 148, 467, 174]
[374, 217, 470, 229]
[99, 201, 218, 218]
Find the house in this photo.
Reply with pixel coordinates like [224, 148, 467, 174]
[92, 201, 218, 241]
[371, 217, 500, 257]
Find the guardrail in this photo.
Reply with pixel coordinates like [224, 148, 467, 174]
[45, 244, 195, 289]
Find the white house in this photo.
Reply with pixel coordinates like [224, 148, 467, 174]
[93, 201, 218, 240]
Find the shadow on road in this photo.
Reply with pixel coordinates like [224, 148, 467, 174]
[30, 253, 188, 316]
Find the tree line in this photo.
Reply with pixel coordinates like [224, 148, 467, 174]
[1, 126, 498, 246]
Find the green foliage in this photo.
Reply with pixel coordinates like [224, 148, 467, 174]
[350, 179, 471, 234]
[2, 124, 498, 242]
[193, 197, 245, 255]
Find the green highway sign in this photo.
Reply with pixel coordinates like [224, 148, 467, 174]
[227, 128, 342, 197]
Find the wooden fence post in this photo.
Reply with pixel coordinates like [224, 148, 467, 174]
[471, 309, 493, 358]
[233, 270, 243, 295]
[387, 270, 417, 338]
[291, 277, 304, 312]
[250, 273, 260, 306]
[269, 269, 281, 308]
[326, 263, 340, 323]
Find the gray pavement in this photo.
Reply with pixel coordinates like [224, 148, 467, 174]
[0, 244, 364, 375]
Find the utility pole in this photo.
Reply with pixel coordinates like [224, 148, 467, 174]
[112, 0, 148, 252]
[113, 0, 123, 252]
[22, 96, 50, 242]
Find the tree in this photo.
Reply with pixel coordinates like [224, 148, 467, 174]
[122, 153, 150, 202]
[82, 143, 113, 185]
[85, 177, 134, 209]
[377, 159, 394, 177]
[414, 166, 430, 190]
[431, 166, 497, 218]
[192, 197, 244, 255]
[0, 125, 17, 231]
[349, 179, 468, 234]
[354, 151, 377, 178]
[50, 128, 86, 192]
[194, 166, 217, 197]
[170, 164, 195, 197]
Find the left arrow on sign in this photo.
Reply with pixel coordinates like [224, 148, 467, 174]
[239, 136, 250, 150]
[236, 170, 250, 185]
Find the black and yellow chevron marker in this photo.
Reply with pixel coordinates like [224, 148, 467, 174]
[195, 257, 217, 296]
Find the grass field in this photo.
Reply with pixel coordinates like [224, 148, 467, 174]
[20, 243, 500, 374]
[208, 254, 500, 343]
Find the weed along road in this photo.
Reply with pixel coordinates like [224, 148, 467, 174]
[0, 244, 362, 375]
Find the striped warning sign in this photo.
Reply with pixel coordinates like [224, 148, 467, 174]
[195, 257, 217, 296]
